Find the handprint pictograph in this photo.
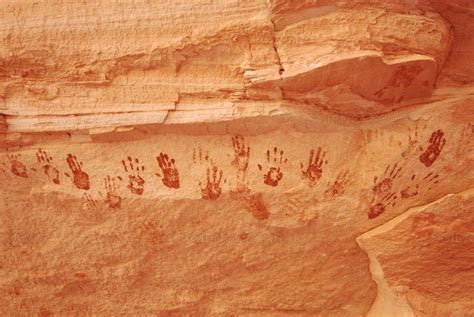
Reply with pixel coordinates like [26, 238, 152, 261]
[400, 172, 439, 199]
[300, 147, 327, 187]
[368, 193, 398, 219]
[231, 135, 250, 172]
[401, 123, 425, 160]
[7, 154, 28, 178]
[156, 152, 180, 189]
[192, 147, 210, 164]
[0, 162, 6, 175]
[230, 135, 251, 193]
[82, 192, 99, 212]
[104, 175, 122, 209]
[36, 148, 60, 184]
[201, 166, 223, 200]
[66, 154, 90, 190]
[122, 156, 145, 195]
[419, 129, 446, 167]
[325, 169, 350, 198]
[246, 192, 269, 220]
[257, 147, 287, 187]
[372, 163, 402, 195]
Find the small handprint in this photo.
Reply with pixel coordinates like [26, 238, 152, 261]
[419, 129, 446, 167]
[192, 147, 210, 164]
[368, 192, 397, 219]
[400, 172, 439, 199]
[401, 122, 428, 160]
[325, 169, 350, 198]
[201, 166, 223, 200]
[300, 147, 327, 187]
[257, 147, 287, 187]
[66, 154, 90, 190]
[156, 152, 180, 189]
[7, 154, 28, 178]
[372, 162, 402, 195]
[36, 148, 60, 184]
[122, 156, 145, 195]
[231, 135, 250, 172]
[82, 192, 99, 212]
[104, 175, 122, 209]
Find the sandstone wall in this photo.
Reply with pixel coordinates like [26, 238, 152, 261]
[1, 1, 473, 316]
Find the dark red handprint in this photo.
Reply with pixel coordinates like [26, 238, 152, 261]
[419, 129, 446, 167]
[104, 175, 122, 209]
[36, 148, 60, 184]
[122, 156, 145, 195]
[66, 154, 90, 190]
[7, 154, 28, 178]
[372, 163, 402, 195]
[156, 152, 180, 189]
[368, 192, 397, 219]
[258, 147, 287, 187]
[231, 135, 250, 172]
[300, 147, 327, 187]
[201, 166, 223, 200]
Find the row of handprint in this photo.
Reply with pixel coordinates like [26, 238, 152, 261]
[0, 124, 460, 220]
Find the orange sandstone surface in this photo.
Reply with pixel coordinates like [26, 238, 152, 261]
[0, 1, 473, 316]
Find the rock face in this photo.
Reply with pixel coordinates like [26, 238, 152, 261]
[0, 1, 473, 316]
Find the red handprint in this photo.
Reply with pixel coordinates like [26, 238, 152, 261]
[419, 129, 446, 167]
[231, 135, 250, 172]
[258, 147, 287, 187]
[7, 154, 28, 178]
[122, 156, 145, 195]
[201, 166, 223, 200]
[66, 154, 90, 190]
[300, 147, 327, 187]
[82, 192, 99, 212]
[400, 172, 439, 199]
[104, 175, 122, 209]
[368, 193, 397, 219]
[156, 152, 180, 189]
[36, 148, 60, 184]
[325, 169, 350, 198]
[372, 163, 402, 195]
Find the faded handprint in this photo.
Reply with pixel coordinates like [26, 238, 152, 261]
[201, 166, 223, 200]
[401, 123, 424, 160]
[192, 147, 210, 164]
[231, 135, 250, 172]
[104, 175, 122, 209]
[36, 148, 60, 184]
[156, 152, 180, 189]
[300, 147, 327, 187]
[368, 192, 398, 219]
[372, 163, 402, 195]
[400, 172, 439, 199]
[7, 154, 28, 178]
[66, 154, 90, 190]
[82, 192, 99, 212]
[122, 156, 145, 195]
[325, 169, 350, 198]
[419, 129, 446, 167]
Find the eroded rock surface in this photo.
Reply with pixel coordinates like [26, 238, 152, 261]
[0, 1, 473, 316]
